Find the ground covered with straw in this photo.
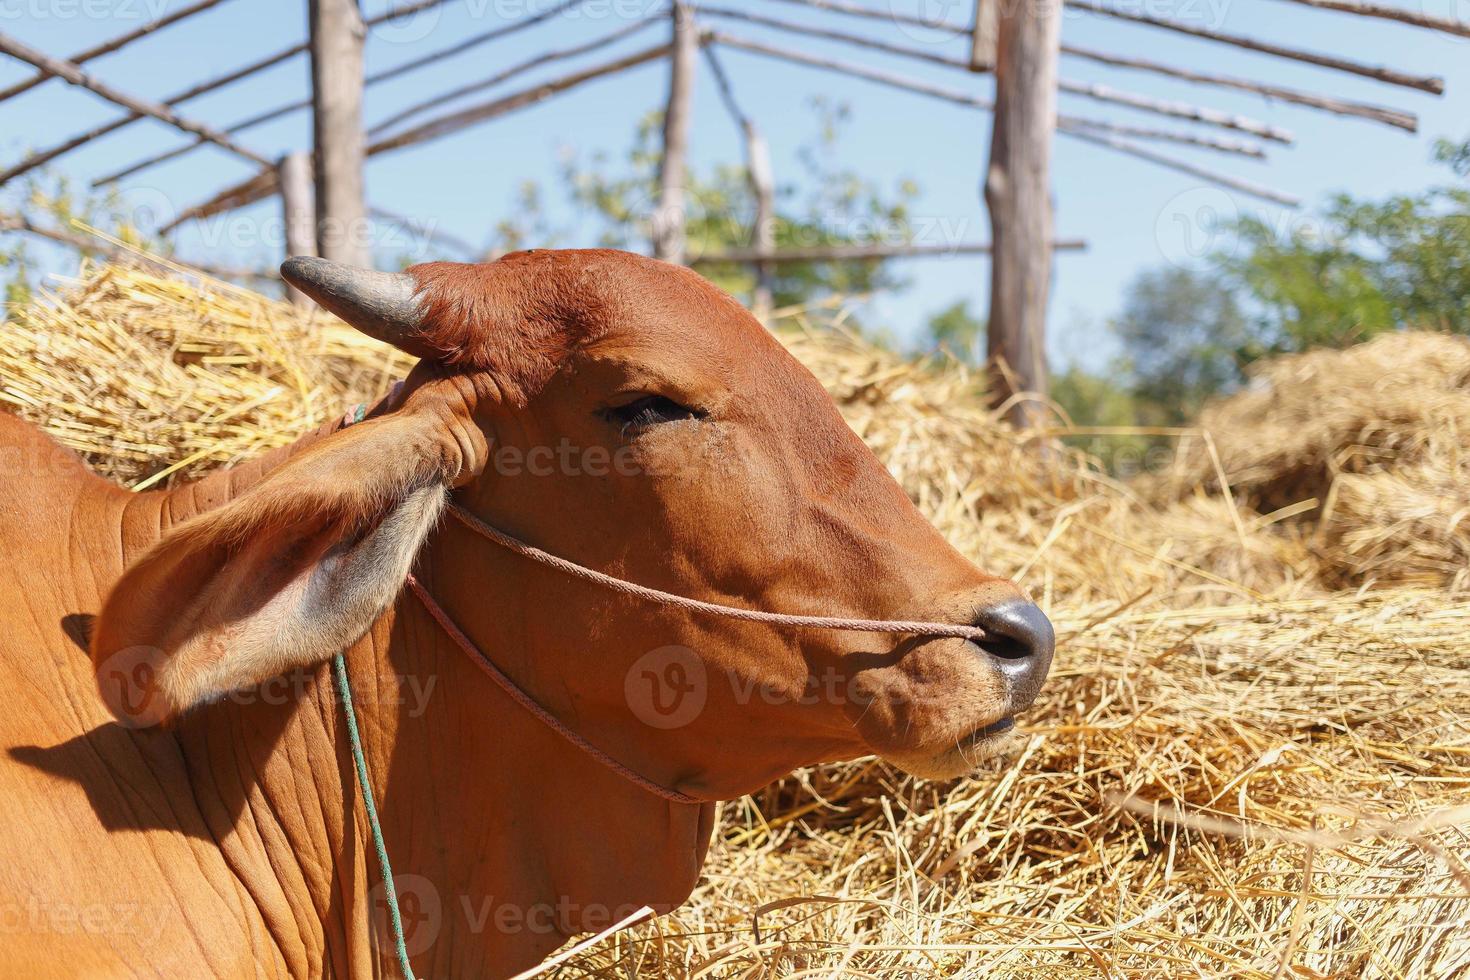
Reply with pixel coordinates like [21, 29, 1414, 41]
[4, 262, 1468, 977]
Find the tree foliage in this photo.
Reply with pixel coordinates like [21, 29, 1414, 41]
[492, 100, 920, 315]
[1055, 137, 1470, 434]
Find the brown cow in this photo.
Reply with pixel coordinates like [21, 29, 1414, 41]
[0, 250, 1052, 977]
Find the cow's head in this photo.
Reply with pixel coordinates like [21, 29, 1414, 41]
[92, 250, 1052, 793]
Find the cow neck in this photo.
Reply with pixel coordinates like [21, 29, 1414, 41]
[111, 410, 715, 977]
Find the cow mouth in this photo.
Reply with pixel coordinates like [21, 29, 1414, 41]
[965, 716, 1016, 744]
[878, 715, 1019, 780]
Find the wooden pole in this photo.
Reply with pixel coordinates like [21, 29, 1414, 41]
[1059, 128, 1299, 206]
[702, 2, 1418, 131]
[702, 45, 776, 322]
[94, 0, 593, 188]
[165, 42, 679, 228]
[970, 0, 997, 71]
[308, 0, 370, 267]
[708, 32, 1300, 194]
[745, 126, 777, 323]
[0, 0, 456, 189]
[368, 16, 661, 137]
[758, 0, 1444, 93]
[367, 41, 675, 155]
[369, 207, 482, 259]
[985, 0, 1061, 429]
[1060, 43, 1417, 132]
[1267, 0, 1470, 38]
[691, 240, 1087, 264]
[708, 31, 1291, 144]
[0, 32, 271, 168]
[1061, 120, 1263, 159]
[277, 153, 317, 308]
[654, 3, 698, 264]
[0, 213, 272, 281]
[1065, 0, 1444, 94]
[0, 0, 231, 104]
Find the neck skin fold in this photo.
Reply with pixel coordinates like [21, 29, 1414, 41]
[101, 415, 714, 977]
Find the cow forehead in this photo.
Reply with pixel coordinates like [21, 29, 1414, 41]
[503, 250, 795, 378]
[410, 250, 819, 411]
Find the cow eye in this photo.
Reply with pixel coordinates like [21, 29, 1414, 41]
[602, 394, 703, 429]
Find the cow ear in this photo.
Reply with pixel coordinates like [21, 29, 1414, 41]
[91, 409, 464, 727]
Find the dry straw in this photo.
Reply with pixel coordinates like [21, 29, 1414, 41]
[3, 259, 1467, 977]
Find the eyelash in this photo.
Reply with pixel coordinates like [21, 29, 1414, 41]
[602, 395, 704, 429]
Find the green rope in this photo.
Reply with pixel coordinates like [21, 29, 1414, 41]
[334, 654, 416, 980]
[334, 400, 414, 978]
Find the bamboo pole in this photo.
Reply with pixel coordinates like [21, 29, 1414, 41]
[1267, 0, 1470, 38]
[95, 0, 590, 187]
[0, 0, 232, 104]
[654, 3, 698, 264]
[278, 153, 317, 308]
[164, 42, 679, 229]
[707, 28, 1291, 144]
[985, 0, 1061, 429]
[0, 32, 270, 168]
[1066, 0, 1444, 94]
[308, 0, 370, 266]
[702, 45, 776, 320]
[690, 241, 1087, 264]
[0, 0, 456, 188]
[758, 0, 1444, 93]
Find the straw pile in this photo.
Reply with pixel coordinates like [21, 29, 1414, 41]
[4, 262, 1467, 977]
[0, 260, 412, 488]
[1157, 332, 1470, 592]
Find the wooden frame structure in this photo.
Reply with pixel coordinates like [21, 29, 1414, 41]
[0, 0, 1462, 424]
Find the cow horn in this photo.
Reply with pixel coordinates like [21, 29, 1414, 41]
[279, 256, 435, 358]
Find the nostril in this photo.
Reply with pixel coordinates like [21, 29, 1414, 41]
[976, 634, 1033, 661]
[971, 599, 1056, 705]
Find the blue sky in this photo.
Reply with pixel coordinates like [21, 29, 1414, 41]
[2, 0, 1466, 368]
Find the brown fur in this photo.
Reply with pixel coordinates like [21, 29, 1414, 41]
[0, 250, 1048, 976]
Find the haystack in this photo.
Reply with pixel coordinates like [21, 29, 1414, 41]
[1159, 332, 1470, 590]
[3, 260, 1467, 978]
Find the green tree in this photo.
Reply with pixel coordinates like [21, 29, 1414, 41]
[1086, 138, 1470, 431]
[493, 100, 920, 315]
[923, 299, 985, 363]
[1434, 135, 1470, 179]
[1110, 266, 1254, 423]
[1222, 187, 1470, 347]
[2, 170, 165, 304]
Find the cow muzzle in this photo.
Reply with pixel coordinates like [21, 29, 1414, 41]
[848, 594, 1056, 781]
[971, 599, 1055, 712]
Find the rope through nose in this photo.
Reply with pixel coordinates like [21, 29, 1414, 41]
[447, 505, 990, 644]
